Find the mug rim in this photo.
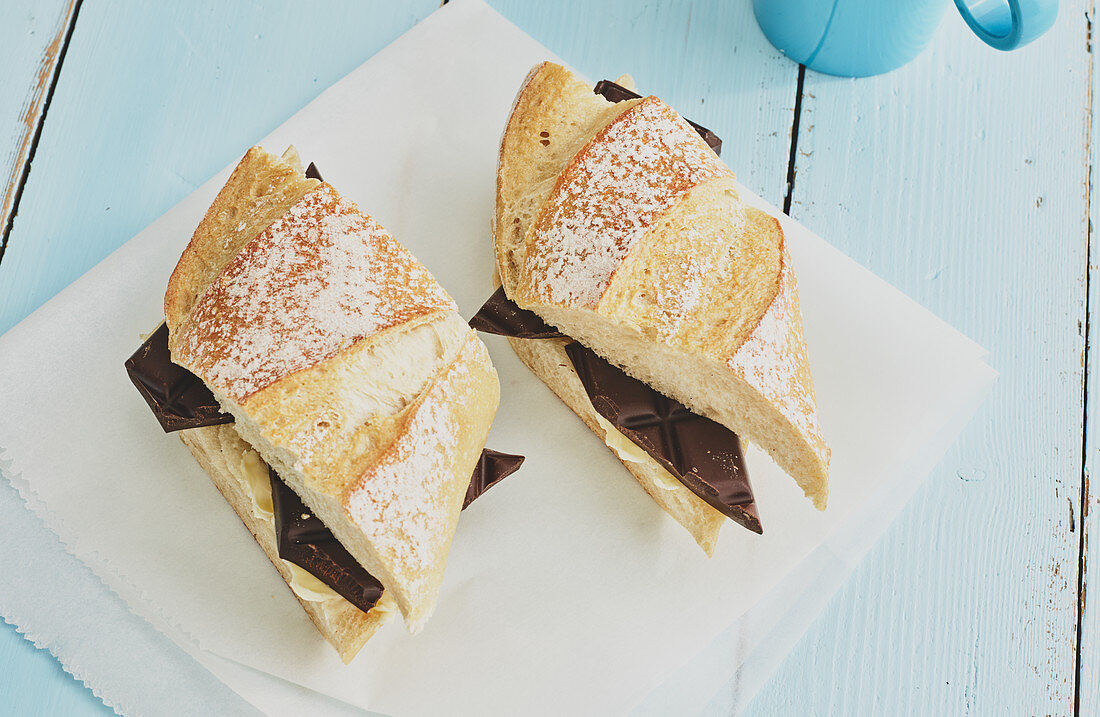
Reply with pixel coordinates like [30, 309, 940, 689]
[955, 0, 1058, 51]
[955, 0, 1020, 49]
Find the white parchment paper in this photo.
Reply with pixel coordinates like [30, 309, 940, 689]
[0, 1, 996, 714]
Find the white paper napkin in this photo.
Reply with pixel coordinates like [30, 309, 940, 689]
[0, 1, 995, 714]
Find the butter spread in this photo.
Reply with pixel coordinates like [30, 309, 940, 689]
[283, 561, 344, 603]
[594, 413, 682, 492]
[239, 449, 274, 521]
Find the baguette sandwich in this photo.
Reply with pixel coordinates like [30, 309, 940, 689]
[127, 146, 514, 662]
[475, 62, 829, 554]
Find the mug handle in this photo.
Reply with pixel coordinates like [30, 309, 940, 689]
[954, 0, 1058, 50]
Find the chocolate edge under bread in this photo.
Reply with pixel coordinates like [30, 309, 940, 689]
[269, 449, 524, 614]
[124, 324, 233, 432]
[564, 343, 760, 534]
[469, 286, 565, 339]
[270, 469, 386, 613]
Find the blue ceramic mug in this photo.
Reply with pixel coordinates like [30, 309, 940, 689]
[753, 0, 1059, 77]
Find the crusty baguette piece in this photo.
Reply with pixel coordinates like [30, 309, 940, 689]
[166, 146, 500, 634]
[495, 62, 829, 519]
[165, 146, 319, 335]
[179, 422, 395, 663]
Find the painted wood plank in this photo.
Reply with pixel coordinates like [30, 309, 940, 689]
[1079, 23, 1100, 715]
[748, 4, 1090, 715]
[0, 3, 112, 713]
[0, 628, 110, 716]
[0, 0, 77, 255]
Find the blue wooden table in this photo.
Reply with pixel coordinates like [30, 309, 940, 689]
[0, 0, 1095, 714]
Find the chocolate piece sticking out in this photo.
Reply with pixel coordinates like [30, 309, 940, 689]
[125, 324, 232, 433]
[592, 79, 640, 104]
[270, 469, 385, 614]
[272, 448, 525, 614]
[593, 79, 723, 156]
[469, 286, 565, 339]
[305, 162, 323, 181]
[564, 342, 761, 534]
[464, 449, 525, 508]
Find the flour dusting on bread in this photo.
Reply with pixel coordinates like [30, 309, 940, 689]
[525, 97, 729, 308]
[346, 366, 462, 586]
[173, 183, 455, 402]
[341, 335, 491, 631]
[728, 255, 823, 459]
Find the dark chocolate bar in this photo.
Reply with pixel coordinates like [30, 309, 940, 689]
[594, 79, 723, 156]
[271, 449, 524, 614]
[125, 323, 233, 432]
[469, 286, 565, 339]
[305, 162, 323, 181]
[271, 469, 385, 613]
[464, 449, 526, 508]
[565, 343, 759, 534]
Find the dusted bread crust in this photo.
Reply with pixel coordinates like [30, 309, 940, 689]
[170, 181, 457, 404]
[165, 146, 319, 335]
[165, 146, 499, 637]
[495, 62, 829, 526]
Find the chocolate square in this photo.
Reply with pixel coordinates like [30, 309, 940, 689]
[270, 469, 385, 614]
[469, 286, 565, 339]
[464, 449, 525, 508]
[124, 324, 232, 433]
[565, 342, 760, 534]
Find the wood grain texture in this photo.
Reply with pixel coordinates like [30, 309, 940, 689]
[0, 5, 107, 713]
[0, 0, 77, 257]
[747, 4, 1090, 715]
[1080, 16, 1100, 713]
